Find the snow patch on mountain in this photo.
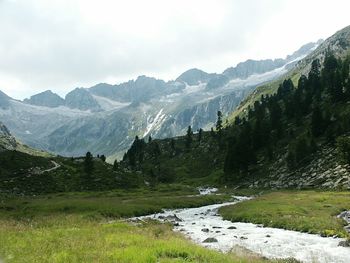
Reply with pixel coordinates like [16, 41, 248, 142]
[1, 100, 92, 117]
[143, 108, 166, 137]
[92, 95, 130, 111]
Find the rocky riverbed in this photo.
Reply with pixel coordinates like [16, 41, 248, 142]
[135, 195, 350, 263]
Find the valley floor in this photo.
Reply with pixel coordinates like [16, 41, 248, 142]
[0, 187, 349, 262]
[0, 186, 264, 263]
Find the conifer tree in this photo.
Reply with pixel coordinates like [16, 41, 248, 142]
[198, 128, 203, 143]
[185, 125, 193, 148]
[311, 105, 324, 137]
[84, 152, 94, 174]
[170, 138, 175, 151]
[100, 155, 106, 162]
[216, 111, 223, 131]
[234, 116, 241, 125]
[113, 160, 118, 171]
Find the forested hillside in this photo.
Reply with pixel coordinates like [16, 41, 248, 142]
[121, 53, 350, 190]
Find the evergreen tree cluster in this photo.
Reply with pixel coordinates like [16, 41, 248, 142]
[123, 136, 146, 169]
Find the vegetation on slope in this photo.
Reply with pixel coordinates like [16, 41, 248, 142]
[0, 150, 141, 195]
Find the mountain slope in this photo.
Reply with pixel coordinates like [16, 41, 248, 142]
[121, 47, 350, 190]
[0, 41, 319, 159]
[0, 90, 11, 109]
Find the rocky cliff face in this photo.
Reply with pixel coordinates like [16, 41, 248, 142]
[0, 122, 17, 150]
[245, 143, 350, 190]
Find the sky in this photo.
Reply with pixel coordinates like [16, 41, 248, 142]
[0, 0, 350, 100]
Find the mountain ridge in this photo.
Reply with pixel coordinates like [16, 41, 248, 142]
[0, 40, 320, 159]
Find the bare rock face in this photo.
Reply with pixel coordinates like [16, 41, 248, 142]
[247, 143, 350, 190]
[338, 210, 350, 234]
[0, 122, 17, 150]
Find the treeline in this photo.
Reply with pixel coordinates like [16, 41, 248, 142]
[224, 53, 350, 180]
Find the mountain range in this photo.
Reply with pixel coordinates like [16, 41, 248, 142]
[0, 40, 321, 160]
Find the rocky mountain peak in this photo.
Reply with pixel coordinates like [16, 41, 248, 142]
[176, 68, 213, 85]
[23, 90, 65, 108]
[65, 88, 101, 112]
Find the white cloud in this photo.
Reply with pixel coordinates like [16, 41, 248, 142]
[0, 0, 349, 99]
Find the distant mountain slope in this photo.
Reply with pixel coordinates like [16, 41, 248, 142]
[222, 41, 322, 80]
[0, 40, 319, 159]
[0, 90, 11, 109]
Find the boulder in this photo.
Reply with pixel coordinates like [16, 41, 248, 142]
[338, 240, 350, 247]
[203, 237, 218, 243]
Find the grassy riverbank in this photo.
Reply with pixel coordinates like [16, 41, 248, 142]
[0, 186, 271, 263]
[219, 191, 350, 238]
[0, 216, 270, 263]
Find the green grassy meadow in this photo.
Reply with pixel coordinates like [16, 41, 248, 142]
[1, 188, 349, 262]
[0, 216, 271, 263]
[219, 190, 350, 238]
[0, 186, 269, 263]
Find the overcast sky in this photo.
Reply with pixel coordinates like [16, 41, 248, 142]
[0, 0, 350, 100]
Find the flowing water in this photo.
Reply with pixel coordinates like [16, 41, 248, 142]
[136, 193, 350, 263]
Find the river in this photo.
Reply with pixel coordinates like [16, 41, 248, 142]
[136, 192, 350, 263]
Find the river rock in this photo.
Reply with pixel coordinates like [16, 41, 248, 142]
[338, 240, 350, 247]
[201, 228, 209, 233]
[228, 226, 237, 229]
[203, 237, 218, 243]
[165, 214, 182, 222]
